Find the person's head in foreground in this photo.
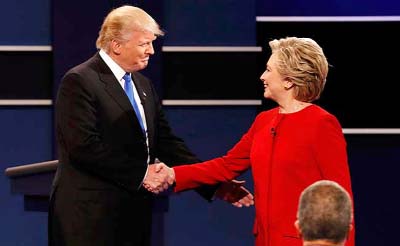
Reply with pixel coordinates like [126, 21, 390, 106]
[295, 180, 353, 246]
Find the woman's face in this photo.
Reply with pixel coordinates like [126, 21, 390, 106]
[259, 53, 288, 101]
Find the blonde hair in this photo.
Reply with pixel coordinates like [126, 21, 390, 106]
[269, 37, 328, 102]
[96, 5, 164, 52]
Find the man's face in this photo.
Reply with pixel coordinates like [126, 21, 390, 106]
[113, 30, 157, 72]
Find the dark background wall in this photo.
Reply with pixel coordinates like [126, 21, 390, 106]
[1, 0, 399, 245]
[0, 0, 52, 245]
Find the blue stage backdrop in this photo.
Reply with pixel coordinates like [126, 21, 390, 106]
[0, 0, 399, 245]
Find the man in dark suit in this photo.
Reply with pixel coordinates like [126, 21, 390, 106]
[49, 5, 253, 246]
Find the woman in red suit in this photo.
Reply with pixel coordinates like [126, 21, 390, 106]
[167, 37, 354, 246]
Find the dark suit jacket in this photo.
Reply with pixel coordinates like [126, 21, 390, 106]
[49, 53, 212, 246]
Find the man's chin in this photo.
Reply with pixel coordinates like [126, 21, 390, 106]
[132, 63, 148, 72]
[139, 62, 149, 70]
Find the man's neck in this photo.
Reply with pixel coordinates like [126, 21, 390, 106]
[303, 239, 345, 246]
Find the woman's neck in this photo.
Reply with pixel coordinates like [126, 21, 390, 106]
[278, 99, 312, 114]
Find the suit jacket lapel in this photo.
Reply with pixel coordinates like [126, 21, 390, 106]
[93, 54, 144, 136]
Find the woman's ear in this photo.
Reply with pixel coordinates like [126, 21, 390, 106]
[284, 79, 294, 90]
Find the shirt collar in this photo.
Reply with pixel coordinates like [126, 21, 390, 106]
[99, 49, 127, 81]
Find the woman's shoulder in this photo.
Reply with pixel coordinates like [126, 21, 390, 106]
[307, 104, 337, 120]
[307, 105, 343, 129]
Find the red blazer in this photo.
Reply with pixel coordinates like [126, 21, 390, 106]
[174, 105, 355, 246]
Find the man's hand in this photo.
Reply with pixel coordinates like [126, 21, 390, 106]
[215, 180, 254, 208]
[143, 162, 175, 194]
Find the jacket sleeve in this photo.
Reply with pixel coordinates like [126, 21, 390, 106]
[313, 114, 355, 246]
[172, 120, 255, 192]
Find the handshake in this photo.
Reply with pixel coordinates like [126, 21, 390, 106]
[143, 162, 175, 194]
[142, 162, 255, 208]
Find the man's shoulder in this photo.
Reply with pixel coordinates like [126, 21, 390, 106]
[68, 53, 100, 73]
[60, 54, 103, 87]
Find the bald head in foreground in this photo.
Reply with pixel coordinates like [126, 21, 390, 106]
[295, 180, 353, 246]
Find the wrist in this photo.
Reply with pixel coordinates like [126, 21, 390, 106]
[170, 167, 176, 182]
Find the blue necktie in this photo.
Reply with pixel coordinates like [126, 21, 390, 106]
[123, 73, 146, 134]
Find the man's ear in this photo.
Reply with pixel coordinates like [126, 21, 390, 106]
[294, 220, 303, 238]
[110, 40, 122, 55]
[349, 214, 354, 232]
[345, 223, 353, 241]
[294, 220, 300, 231]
